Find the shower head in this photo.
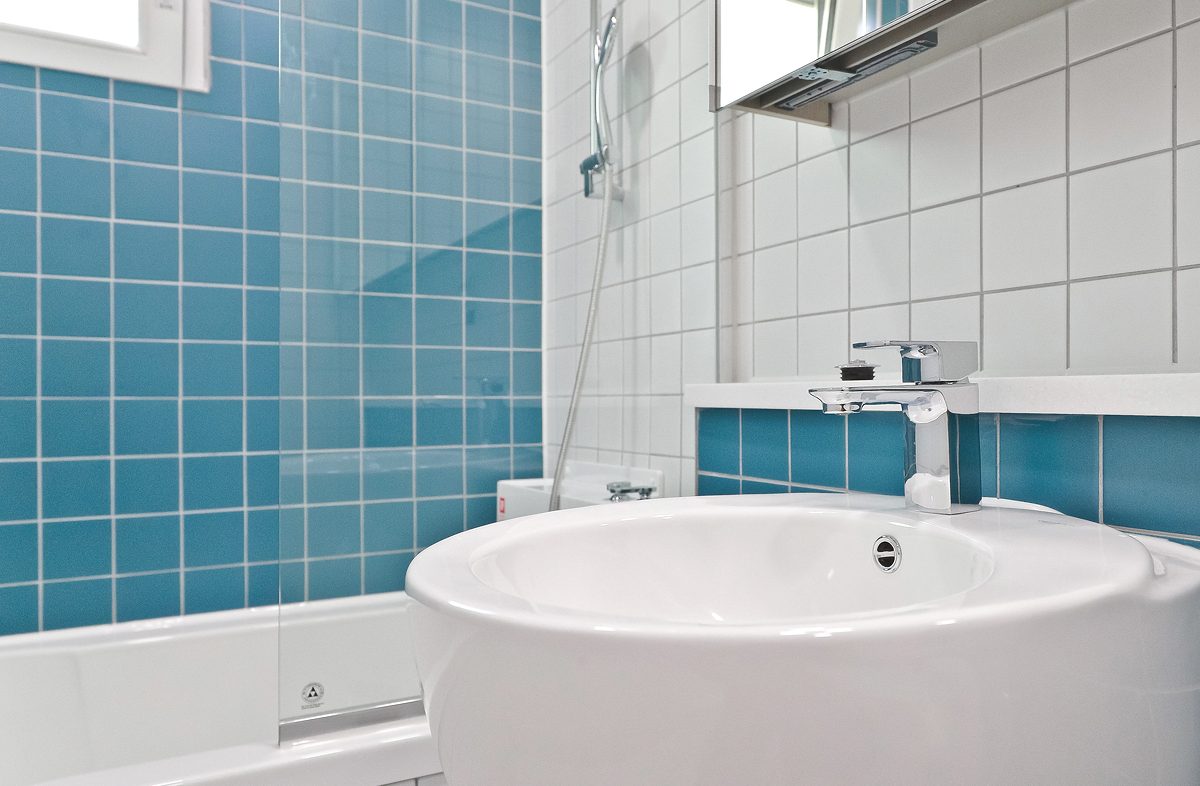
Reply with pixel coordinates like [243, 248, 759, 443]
[595, 8, 618, 66]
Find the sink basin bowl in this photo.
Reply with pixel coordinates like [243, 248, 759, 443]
[407, 494, 1200, 785]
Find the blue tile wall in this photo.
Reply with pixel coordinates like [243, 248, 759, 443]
[696, 408, 1200, 544]
[0, 0, 541, 636]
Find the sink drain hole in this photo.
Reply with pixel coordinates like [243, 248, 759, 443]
[873, 536, 901, 573]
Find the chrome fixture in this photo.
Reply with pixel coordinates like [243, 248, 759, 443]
[580, 7, 619, 198]
[810, 340, 982, 515]
[872, 535, 901, 573]
[607, 481, 656, 502]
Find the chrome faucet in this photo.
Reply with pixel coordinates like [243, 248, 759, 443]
[810, 340, 982, 515]
[607, 481, 656, 502]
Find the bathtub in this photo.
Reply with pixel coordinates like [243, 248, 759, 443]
[0, 592, 442, 786]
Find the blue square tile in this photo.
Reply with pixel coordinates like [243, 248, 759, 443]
[511, 351, 539, 396]
[364, 347, 413, 395]
[42, 218, 110, 277]
[308, 399, 361, 449]
[977, 413, 998, 498]
[185, 511, 244, 567]
[466, 496, 496, 528]
[114, 80, 176, 106]
[247, 509, 279, 563]
[114, 342, 177, 397]
[1104, 416, 1200, 535]
[305, 75, 359, 132]
[466, 251, 508, 299]
[0, 87, 35, 148]
[0, 524, 37, 583]
[415, 247, 463, 296]
[115, 224, 179, 281]
[416, 497, 463, 547]
[183, 229, 243, 285]
[364, 0, 410, 36]
[0, 585, 36, 633]
[414, 297, 461, 346]
[115, 458, 179, 514]
[0, 151, 36, 210]
[467, 398, 510, 444]
[512, 445, 541, 478]
[466, 153, 509, 202]
[513, 0, 538, 15]
[245, 66, 280, 122]
[244, 8, 280, 65]
[364, 244, 414, 294]
[307, 345, 360, 396]
[415, 196, 463, 247]
[42, 279, 109, 337]
[248, 456, 276, 508]
[415, 95, 462, 146]
[512, 159, 540, 205]
[306, 184, 359, 237]
[465, 6, 508, 56]
[44, 518, 111, 579]
[43, 461, 111, 519]
[44, 579, 112, 630]
[790, 410, 846, 488]
[999, 414, 1099, 520]
[512, 207, 540, 254]
[183, 456, 244, 510]
[309, 504, 360, 557]
[511, 302, 539, 348]
[415, 44, 462, 97]
[465, 54, 509, 105]
[364, 294, 413, 344]
[115, 164, 179, 223]
[0, 275, 35, 334]
[117, 573, 180, 622]
[184, 172, 243, 228]
[183, 286, 243, 340]
[307, 292, 361, 343]
[280, 561, 304, 603]
[416, 399, 463, 445]
[466, 447, 509, 495]
[465, 300, 510, 347]
[416, 145, 463, 197]
[513, 63, 540, 110]
[0, 63, 35, 88]
[0, 214, 36, 273]
[246, 178, 280, 232]
[183, 343, 243, 396]
[365, 400, 414, 448]
[306, 0, 359, 25]
[211, 2, 242, 58]
[40, 94, 109, 156]
[43, 340, 110, 397]
[42, 69, 109, 96]
[183, 113, 244, 172]
[466, 201, 509, 250]
[512, 110, 540, 157]
[309, 557, 361, 600]
[465, 349, 508, 396]
[0, 462, 36, 521]
[697, 408, 739, 475]
[247, 345, 281, 397]
[364, 449, 413, 500]
[363, 139, 413, 192]
[364, 191, 413, 242]
[512, 15, 540, 63]
[847, 412, 906, 496]
[305, 239, 360, 292]
[245, 122, 280, 177]
[306, 130, 360, 185]
[183, 400, 243, 454]
[42, 155, 109, 217]
[0, 340, 34, 396]
[511, 398, 539, 443]
[415, 348, 463, 395]
[366, 553, 412, 593]
[183, 61, 243, 117]
[115, 401, 178, 455]
[42, 401, 108, 458]
[306, 451, 360, 503]
[416, 448, 462, 497]
[362, 86, 412, 140]
[512, 254, 539, 300]
[185, 567, 244, 613]
[246, 399, 279, 452]
[114, 105, 178, 164]
[744, 412, 794, 483]
[363, 34, 411, 88]
[698, 473, 740, 496]
[364, 501, 414, 552]
[417, 0, 462, 46]
[247, 235, 280, 287]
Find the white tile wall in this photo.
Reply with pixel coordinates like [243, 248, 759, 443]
[543, 0, 1200, 488]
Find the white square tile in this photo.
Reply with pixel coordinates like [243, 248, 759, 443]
[733, 182, 754, 254]
[911, 102, 981, 210]
[650, 333, 683, 393]
[1178, 20, 1200, 145]
[649, 396, 682, 457]
[732, 323, 754, 381]
[649, 82, 681, 155]
[1069, 153, 1173, 278]
[797, 101, 848, 161]
[681, 263, 716, 330]
[797, 230, 849, 314]
[982, 177, 1068, 290]
[733, 253, 754, 324]
[679, 2, 709, 76]
[911, 199, 981, 300]
[753, 243, 799, 321]
[980, 9, 1066, 93]
[849, 78, 909, 143]
[796, 148, 849, 239]
[1070, 272, 1173, 372]
[849, 127, 908, 223]
[679, 69, 712, 140]
[797, 312, 850, 376]
[982, 286, 1067, 375]
[849, 216, 909, 308]
[650, 270, 683, 334]
[733, 112, 754, 185]
[681, 328, 717, 384]
[1179, 145, 1200, 267]
[1068, 0, 1171, 62]
[982, 72, 1065, 192]
[1178, 268, 1200, 369]
[1182, 0, 1200, 24]
[910, 295, 980, 344]
[752, 319, 798, 378]
[849, 304, 909, 378]
[1069, 34, 1173, 170]
[649, 146, 681, 213]
[754, 114, 798, 178]
[680, 131, 715, 203]
[680, 196, 715, 266]
[650, 208, 682, 273]
[910, 47, 980, 120]
[752, 165, 798, 249]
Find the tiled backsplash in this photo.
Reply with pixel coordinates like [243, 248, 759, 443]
[0, 0, 542, 636]
[697, 408, 1200, 542]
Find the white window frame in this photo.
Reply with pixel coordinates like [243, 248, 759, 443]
[0, 0, 210, 92]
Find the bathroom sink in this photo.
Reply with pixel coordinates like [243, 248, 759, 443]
[407, 493, 1200, 785]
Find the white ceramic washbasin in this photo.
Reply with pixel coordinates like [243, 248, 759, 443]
[407, 493, 1200, 785]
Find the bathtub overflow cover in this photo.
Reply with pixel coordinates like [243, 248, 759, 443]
[873, 536, 901, 573]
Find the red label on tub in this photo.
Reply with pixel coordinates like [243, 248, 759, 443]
[499, 497, 505, 514]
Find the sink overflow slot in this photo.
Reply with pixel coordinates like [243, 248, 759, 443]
[873, 536, 901, 573]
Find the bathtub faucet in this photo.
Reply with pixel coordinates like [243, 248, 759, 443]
[809, 340, 982, 515]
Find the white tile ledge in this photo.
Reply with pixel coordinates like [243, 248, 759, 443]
[685, 374, 1200, 417]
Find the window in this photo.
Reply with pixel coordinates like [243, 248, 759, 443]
[0, 0, 210, 91]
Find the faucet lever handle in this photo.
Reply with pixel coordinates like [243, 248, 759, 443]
[851, 340, 978, 383]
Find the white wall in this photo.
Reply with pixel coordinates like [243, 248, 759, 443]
[542, 0, 1200, 494]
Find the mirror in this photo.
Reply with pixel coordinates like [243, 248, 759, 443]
[717, 0, 941, 109]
